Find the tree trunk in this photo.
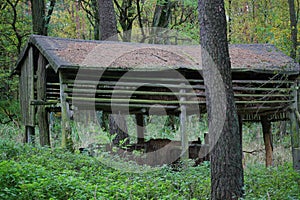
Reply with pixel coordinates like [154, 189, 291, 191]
[228, 0, 232, 43]
[150, 0, 173, 44]
[136, 114, 145, 144]
[101, 111, 109, 132]
[31, 0, 55, 35]
[31, 0, 55, 147]
[98, 0, 118, 40]
[109, 114, 129, 146]
[288, 0, 298, 60]
[31, 0, 46, 35]
[261, 115, 273, 167]
[113, 0, 135, 42]
[92, 0, 100, 40]
[98, 0, 129, 146]
[152, 0, 172, 28]
[198, 0, 244, 199]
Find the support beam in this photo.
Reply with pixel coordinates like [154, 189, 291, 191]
[59, 71, 73, 151]
[290, 110, 300, 170]
[290, 81, 300, 171]
[37, 53, 50, 146]
[180, 84, 188, 160]
[136, 114, 145, 144]
[261, 115, 273, 167]
[239, 115, 245, 169]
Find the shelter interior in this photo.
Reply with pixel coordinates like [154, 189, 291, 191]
[15, 35, 300, 168]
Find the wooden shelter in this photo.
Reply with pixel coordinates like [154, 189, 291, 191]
[15, 35, 300, 169]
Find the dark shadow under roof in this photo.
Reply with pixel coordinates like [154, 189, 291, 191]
[15, 35, 299, 74]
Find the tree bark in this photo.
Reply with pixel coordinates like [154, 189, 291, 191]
[136, 114, 145, 144]
[152, 0, 172, 28]
[92, 0, 100, 40]
[113, 0, 136, 42]
[30, 0, 55, 147]
[261, 115, 273, 167]
[31, 0, 56, 35]
[150, 0, 173, 44]
[98, 0, 129, 146]
[288, 0, 298, 60]
[109, 114, 129, 146]
[98, 0, 118, 40]
[31, 0, 46, 35]
[198, 0, 244, 199]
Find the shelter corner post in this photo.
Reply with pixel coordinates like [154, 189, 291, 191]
[180, 83, 188, 160]
[290, 80, 300, 171]
[59, 71, 73, 151]
[37, 53, 50, 146]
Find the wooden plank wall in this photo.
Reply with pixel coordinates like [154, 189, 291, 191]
[37, 53, 50, 146]
[20, 47, 35, 127]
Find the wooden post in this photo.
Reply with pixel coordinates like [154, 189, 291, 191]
[290, 81, 300, 170]
[37, 53, 50, 146]
[59, 71, 73, 151]
[239, 115, 246, 169]
[136, 114, 145, 144]
[261, 115, 273, 167]
[238, 115, 243, 149]
[180, 83, 188, 160]
[25, 126, 35, 144]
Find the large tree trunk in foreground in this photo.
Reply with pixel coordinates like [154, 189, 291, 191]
[30, 0, 55, 147]
[98, 0, 129, 146]
[198, 0, 244, 199]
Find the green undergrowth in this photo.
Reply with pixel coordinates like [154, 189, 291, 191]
[0, 139, 299, 200]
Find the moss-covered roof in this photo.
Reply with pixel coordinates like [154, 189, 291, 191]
[15, 35, 299, 74]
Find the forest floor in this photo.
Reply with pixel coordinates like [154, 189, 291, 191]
[0, 124, 299, 199]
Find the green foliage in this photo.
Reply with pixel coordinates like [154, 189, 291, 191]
[244, 163, 300, 199]
[0, 139, 211, 199]
[225, 0, 298, 57]
[0, 1, 31, 127]
[0, 139, 299, 199]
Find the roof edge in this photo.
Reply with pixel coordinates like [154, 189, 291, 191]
[13, 35, 63, 75]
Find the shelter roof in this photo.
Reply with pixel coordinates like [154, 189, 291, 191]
[15, 35, 299, 74]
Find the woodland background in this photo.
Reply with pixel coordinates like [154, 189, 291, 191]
[0, 1, 300, 199]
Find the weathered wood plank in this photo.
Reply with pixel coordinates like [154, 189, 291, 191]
[37, 53, 50, 146]
[31, 100, 59, 105]
[65, 88, 289, 98]
[64, 79, 292, 92]
[68, 96, 292, 105]
[68, 96, 202, 104]
[59, 71, 73, 150]
[180, 84, 188, 160]
[291, 81, 300, 171]
[20, 47, 35, 143]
